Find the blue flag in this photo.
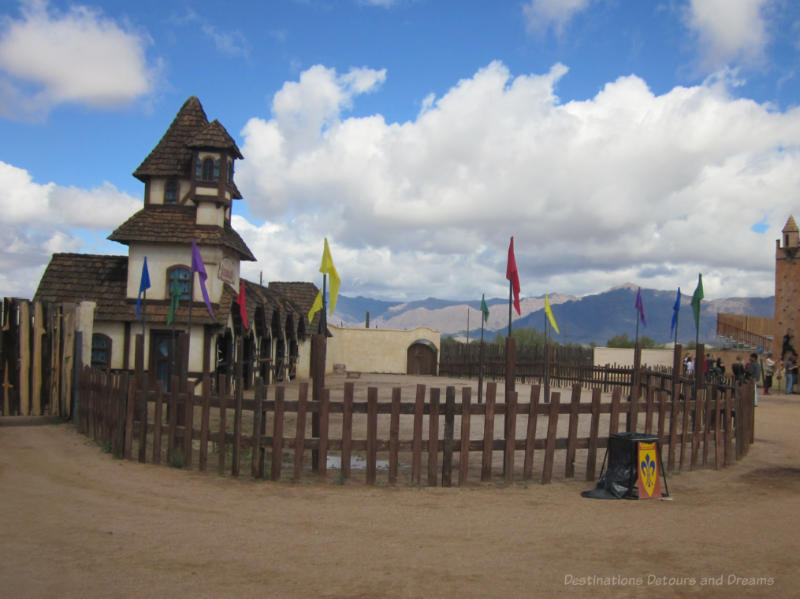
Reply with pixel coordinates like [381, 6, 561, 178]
[670, 288, 681, 336]
[136, 257, 151, 321]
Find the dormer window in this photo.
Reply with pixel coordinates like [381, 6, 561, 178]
[202, 158, 214, 181]
[197, 157, 221, 182]
[164, 179, 178, 204]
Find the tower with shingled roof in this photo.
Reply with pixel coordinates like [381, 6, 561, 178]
[35, 97, 320, 391]
[774, 216, 800, 358]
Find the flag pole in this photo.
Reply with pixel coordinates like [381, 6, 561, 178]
[141, 287, 146, 340]
[319, 274, 327, 335]
[507, 279, 513, 339]
[674, 304, 680, 347]
[544, 303, 550, 402]
[188, 271, 194, 337]
[479, 310, 485, 404]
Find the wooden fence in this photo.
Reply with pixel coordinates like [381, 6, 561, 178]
[77, 364, 755, 487]
[440, 360, 667, 391]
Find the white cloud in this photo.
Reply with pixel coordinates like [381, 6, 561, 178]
[0, 0, 159, 119]
[522, 0, 593, 36]
[685, 0, 771, 71]
[171, 8, 249, 57]
[0, 160, 139, 296]
[236, 61, 800, 301]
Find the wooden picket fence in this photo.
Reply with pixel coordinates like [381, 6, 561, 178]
[76, 365, 755, 487]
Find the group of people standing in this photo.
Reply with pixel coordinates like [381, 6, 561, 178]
[677, 330, 800, 400]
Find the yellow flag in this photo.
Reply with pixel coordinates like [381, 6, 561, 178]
[308, 290, 323, 324]
[544, 294, 559, 334]
[308, 238, 340, 323]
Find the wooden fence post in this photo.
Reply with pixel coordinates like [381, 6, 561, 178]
[292, 382, 308, 482]
[564, 384, 580, 479]
[503, 390, 517, 485]
[458, 387, 472, 486]
[341, 382, 354, 482]
[317, 388, 330, 477]
[585, 388, 601, 481]
[199, 375, 210, 472]
[442, 386, 455, 487]
[481, 382, 496, 482]
[389, 387, 400, 485]
[427, 388, 440, 486]
[411, 384, 425, 485]
[523, 385, 540, 481]
[232, 339, 243, 477]
[271, 386, 285, 481]
[366, 387, 378, 485]
[541, 392, 561, 484]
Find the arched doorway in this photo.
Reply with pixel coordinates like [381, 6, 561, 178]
[407, 339, 438, 375]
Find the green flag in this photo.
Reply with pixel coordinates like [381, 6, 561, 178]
[480, 294, 489, 323]
[691, 273, 704, 332]
[166, 276, 181, 326]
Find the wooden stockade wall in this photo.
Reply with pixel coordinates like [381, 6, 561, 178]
[77, 366, 756, 487]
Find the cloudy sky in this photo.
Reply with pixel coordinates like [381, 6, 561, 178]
[2, 0, 800, 302]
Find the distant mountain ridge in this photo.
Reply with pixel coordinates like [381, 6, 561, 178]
[331, 285, 774, 346]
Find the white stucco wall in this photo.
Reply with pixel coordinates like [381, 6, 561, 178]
[325, 325, 441, 374]
[147, 178, 191, 205]
[196, 201, 224, 226]
[127, 244, 239, 307]
[593, 347, 676, 368]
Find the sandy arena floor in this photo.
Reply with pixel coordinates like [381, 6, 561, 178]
[1, 378, 798, 598]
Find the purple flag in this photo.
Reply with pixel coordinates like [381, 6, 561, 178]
[191, 241, 214, 317]
[635, 287, 646, 327]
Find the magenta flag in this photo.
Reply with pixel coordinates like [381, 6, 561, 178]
[191, 241, 214, 317]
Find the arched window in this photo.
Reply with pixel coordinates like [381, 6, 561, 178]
[91, 334, 112, 371]
[164, 179, 178, 204]
[166, 266, 191, 301]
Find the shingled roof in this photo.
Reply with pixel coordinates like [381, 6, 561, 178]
[133, 96, 209, 181]
[108, 205, 256, 261]
[268, 281, 323, 333]
[33, 253, 232, 325]
[187, 120, 242, 158]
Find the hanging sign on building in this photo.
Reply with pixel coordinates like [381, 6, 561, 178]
[218, 257, 236, 289]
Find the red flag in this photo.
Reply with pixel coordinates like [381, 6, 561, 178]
[506, 236, 521, 315]
[237, 279, 248, 329]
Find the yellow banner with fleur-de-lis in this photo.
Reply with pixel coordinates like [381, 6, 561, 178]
[637, 442, 662, 499]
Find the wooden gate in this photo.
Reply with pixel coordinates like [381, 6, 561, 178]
[407, 341, 437, 375]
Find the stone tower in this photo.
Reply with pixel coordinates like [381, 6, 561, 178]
[774, 216, 800, 358]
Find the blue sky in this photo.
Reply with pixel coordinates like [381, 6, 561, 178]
[2, 0, 800, 302]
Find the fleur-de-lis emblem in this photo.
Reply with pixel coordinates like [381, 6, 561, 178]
[640, 454, 656, 489]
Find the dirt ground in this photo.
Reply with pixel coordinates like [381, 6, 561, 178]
[1, 378, 799, 598]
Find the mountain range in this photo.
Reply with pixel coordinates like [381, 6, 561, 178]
[330, 284, 774, 346]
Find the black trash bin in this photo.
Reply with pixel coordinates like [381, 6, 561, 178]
[582, 432, 667, 499]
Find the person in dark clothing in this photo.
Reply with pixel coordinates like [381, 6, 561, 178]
[782, 330, 796, 360]
[732, 356, 745, 384]
[746, 353, 762, 406]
